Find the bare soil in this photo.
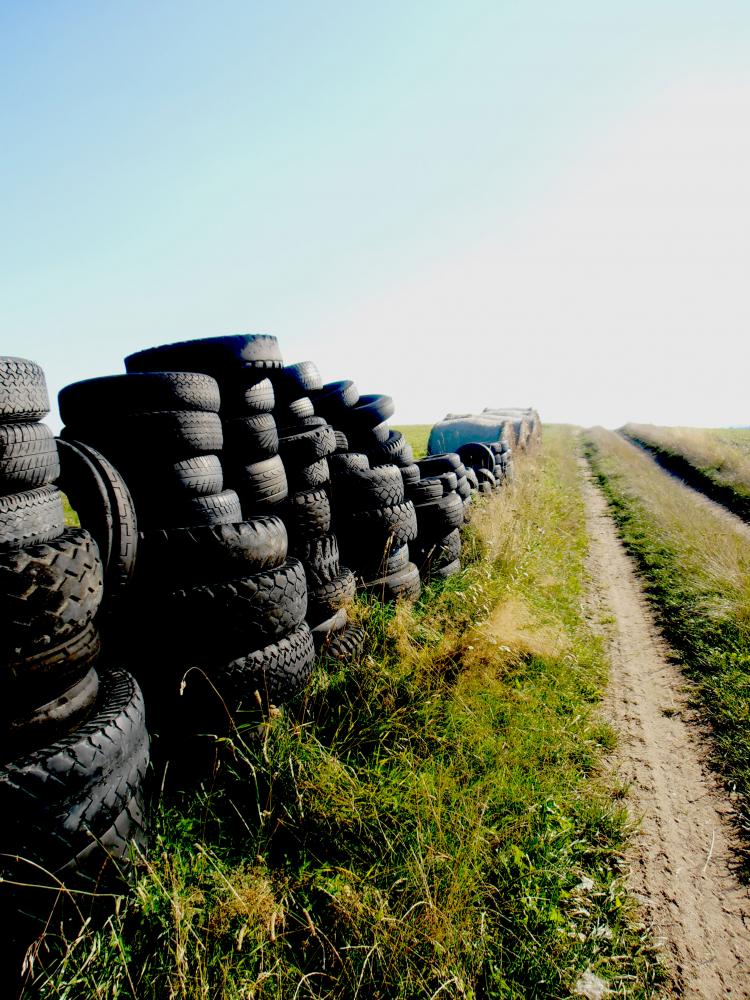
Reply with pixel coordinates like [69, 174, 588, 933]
[580, 456, 750, 998]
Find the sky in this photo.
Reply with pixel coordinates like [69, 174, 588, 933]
[2, 1, 749, 429]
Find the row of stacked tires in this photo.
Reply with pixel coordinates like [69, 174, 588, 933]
[0, 357, 149, 918]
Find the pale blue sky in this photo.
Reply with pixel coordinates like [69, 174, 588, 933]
[2, 2, 749, 427]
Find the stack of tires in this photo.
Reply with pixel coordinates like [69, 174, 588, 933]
[272, 363, 356, 648]
[0, 357, 148, 912]
[311, 381, 422, 601]
[408, 452, 469, 580]
[59, 359, 314, 724]
[455, 442, 498, 495]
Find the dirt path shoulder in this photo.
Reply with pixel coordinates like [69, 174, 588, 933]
[580, 455, 750, 998]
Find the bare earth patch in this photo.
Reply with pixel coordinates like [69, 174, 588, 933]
[580, 456, 750, 998]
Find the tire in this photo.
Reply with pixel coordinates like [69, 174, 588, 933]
[62, 410, 224, 459]
[4, 621, 101, 704]
[274, 396, 316, 425]
[333, 430, 349, 452]
[131, 455, 224, 497]
[282, 487, 332, 540]
[125, 334, 283, 375]
[222, 413, 278, 459]
[292, 532, 340, 585]
[321, 623, 366, 661]
[456, 476, 471, 501]
[343, 394, 395, 429]
[465, 468, 479, 491]
[163, 558, 308, 649]
[58, 372, 221, 423]
[287, 457, 330, 492]
[136, 516, 288, 587]
[398, 463, 421, 488]
[407, 472, 457, 504]
[0, 668, 149, 873]
[278, 423, 336, 466]
[308, 567, 356, 619]
[228, 455, 288, 511]
[207, 622, 315, 708]
[0, 528, 104, 659]
[340, 500, 418, 546]
[0, 357, 49, 423]
[431, 557, 461, 580]
[137, 488, 243, 530]
[417, 453, 463, 476]
[366, 431, 414, 467]
[356, 539, 410, 578]
[346, 422, 389, 450]
[220, 375, 275, 416]
[329, 452, 370, 477]
[3, 667, 99, 750]
[56, 440, 138, 609]
[361, 561, 421, 602]
[273, 362, 322, 398]
[334, 464, 404, 511]
[310, 380, 359, 416]
[477, 468, 496, 487]
[0, 423, 60, 495]
[456, 442, 495, 472]
[0, 485, 65, 551]
[414, 492, 465, 535]
[310, 609, 348, 647]
[413, 528, 461, 570]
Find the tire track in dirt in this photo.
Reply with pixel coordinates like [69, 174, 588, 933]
[580, 455, 750, 998]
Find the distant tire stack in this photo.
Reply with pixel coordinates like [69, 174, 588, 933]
[0, 357, 148, 901]
[122, 337, 314, 713]
[456, 442, 499, 495]
[272, 362, 355, 648]
[408, 452, 469, 580]
[311, 382, 421, 601]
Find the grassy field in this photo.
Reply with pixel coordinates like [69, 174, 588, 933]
[28, 427, 663, 999]
[584, 428, 750, 809]
[393, 424, 432, 459]
[622, 423, 750, 515]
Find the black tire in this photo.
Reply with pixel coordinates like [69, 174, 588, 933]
[137, 488, 243, 530]
[361, 561, 421, 602]
[205, 622, 315, 708]
[133, 454, 224, 497]
[287, 457, 330, 492]
[465, 468, 479, 491]
[366, 430, 414, 467]
[414, 492, 465, 535]
[4, 621, 101, 705]
[164, 558, 308, 649]
[63, 410, 224, 459]
[413, 528, 461, 570]
[343, 394, 395, 429]
[333, 430, 349, 452]
[278, 423, 336, 466]
[431, 557, 461, 580]
[0, 485, 65, 551]
[58, 372, 221, 424]
[292, 532, 341, 585]
[407, 478, 443, 504]
[310, 608, 348, 647]
[320, 623, 366, 661]
[222, 413, 279, 459]
[3, 667, 100, 750]
[417, 453, 463, 476]
[334, 464, 404, 511]
[398, 463, 421, 488]
[0, 357, 49, 423]
[220, 375, 275, 416]
[274, 396, 316, 426]
[125, 334, 283, 375]
[56, 440, 138, 610]
[329, 452, 370, 477]
[228, 455, 288, 511]
[137, 516, 288, 588]
[308, 567, 356, 619]
[0, 528, 104, 659]
[282, 487, 332, 540]
[340, 500, 418, 546]
[356, 539, 410, 578]
[310, 380, 359, 416]
[0, 668, 149, 873]
[456, 476, 471, 501]
[346, 422, 390, 450]
[456, 442, 495, 472]
[0, 423, 60, 494]
[477, 468, 496, 487]
[273, 362, 322, 398]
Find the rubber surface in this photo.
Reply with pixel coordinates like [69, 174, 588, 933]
[0, 485, 65, 551]
[58, 372, 221, 423]
[209, 622, 315, 707]
[0, 357, 49, 423]
[125, 334, 283, 375]
[0, 423, 59, 494]
[282, 487, 332, 540]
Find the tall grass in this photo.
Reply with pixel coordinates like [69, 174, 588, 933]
[623, 423, 750, 505]
[584, 428, 750, 810]
[25, 428, 662, 999]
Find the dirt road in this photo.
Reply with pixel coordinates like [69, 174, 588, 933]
[581, 457, 750, 998]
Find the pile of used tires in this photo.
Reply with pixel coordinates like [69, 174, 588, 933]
[0, 357, 149, 912]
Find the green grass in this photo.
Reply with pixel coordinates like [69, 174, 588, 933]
[584, 427, 750, 810]
[27, 428, 663, 999]
[393, 424, 432, 459]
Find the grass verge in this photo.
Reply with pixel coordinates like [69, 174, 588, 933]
[26, 427, 662, 999]
[584, 428, 750, 815]
[622, 423, 750, 519]
[393, 424, 432, 459]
